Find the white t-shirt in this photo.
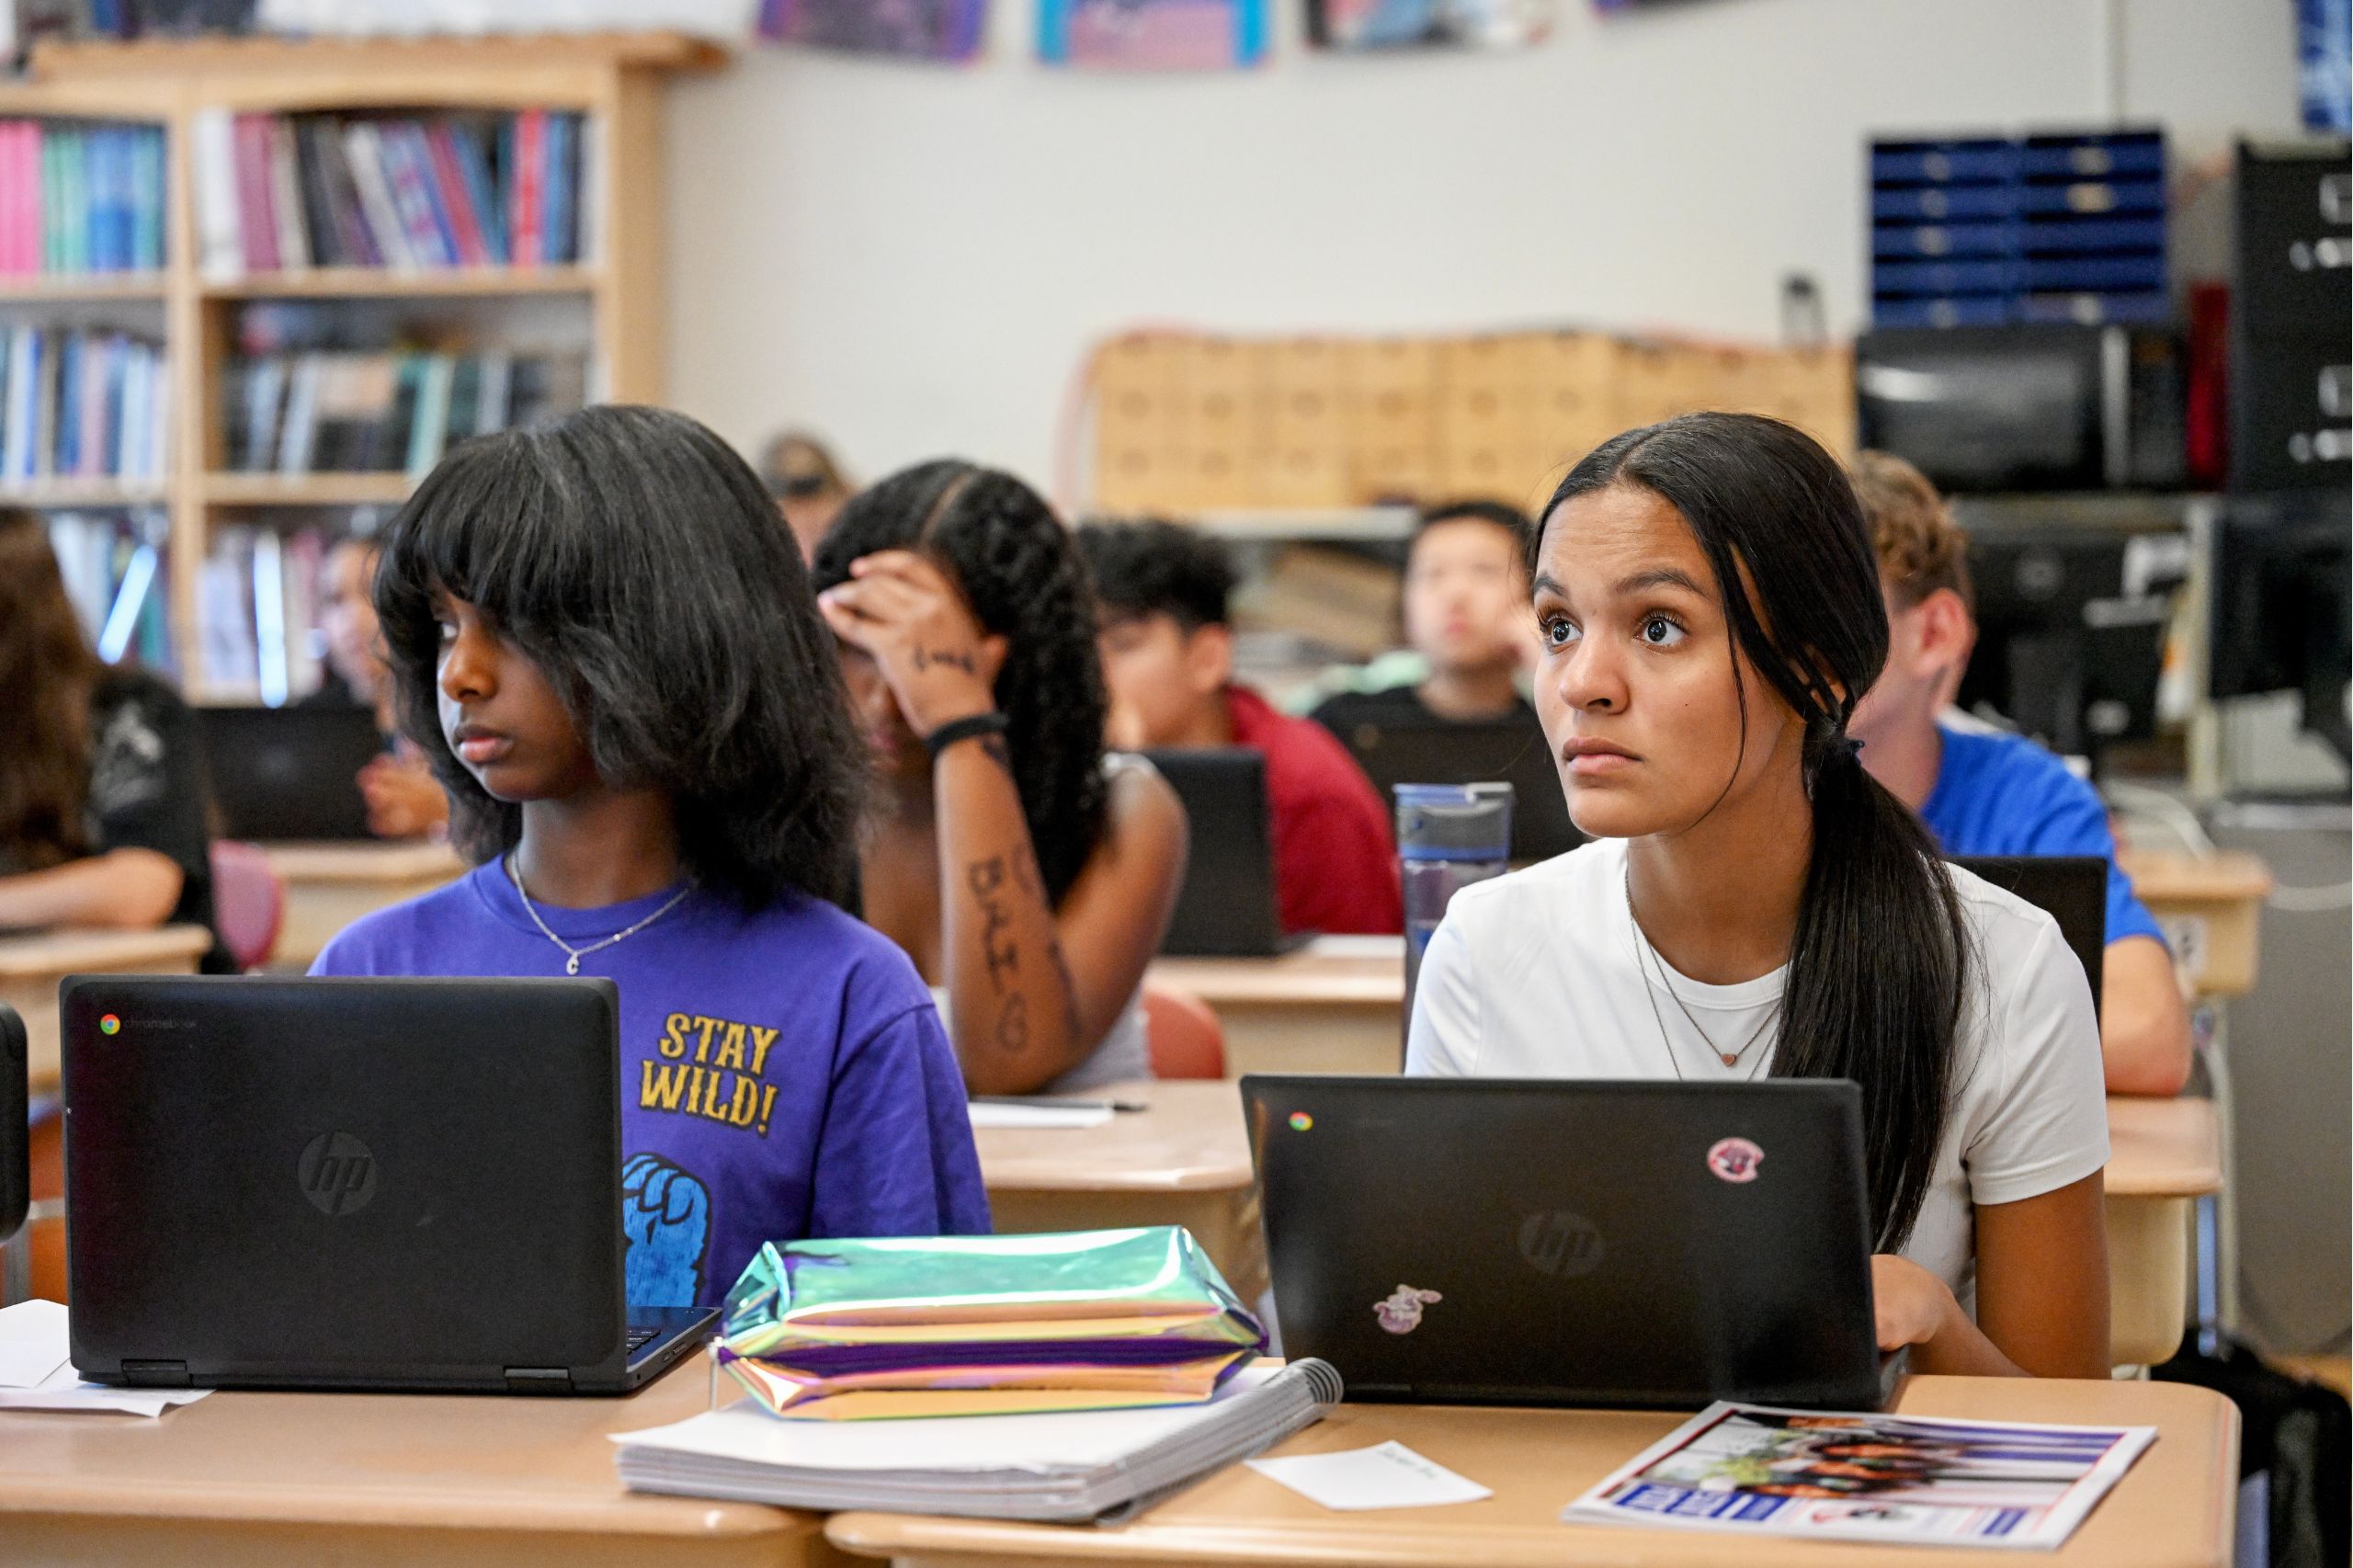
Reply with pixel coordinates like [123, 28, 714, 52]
[1405, 836, 2109, 1307]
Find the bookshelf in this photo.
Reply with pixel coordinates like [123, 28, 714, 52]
[0, 32, 723, 699]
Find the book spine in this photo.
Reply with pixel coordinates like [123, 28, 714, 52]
[0, 125, 22, 276]
[541, 114, 575, 267]
[512, 108, 545, 268]
[42, 128, 64, 274]
[450, 123, 507, 267]
[380, 123, 452, 268]
[76, 329, 106, 477]
[232, 114, 280, 273]
[131, 125, 163, 271]
[58, 127, 87, 275]
[422, 122, 488, 267]
[267, 117, 310, 269]
[341, 123, 413, 270]
[192, 108, 244, 279]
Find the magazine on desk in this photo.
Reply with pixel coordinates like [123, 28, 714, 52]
[1563, 1402, 2156, 1550]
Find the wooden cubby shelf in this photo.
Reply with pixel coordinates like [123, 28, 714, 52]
[201, 265, 601, 300]
[0, 273, 170, 301]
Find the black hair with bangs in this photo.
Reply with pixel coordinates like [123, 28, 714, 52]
[372, 403, 864, 909]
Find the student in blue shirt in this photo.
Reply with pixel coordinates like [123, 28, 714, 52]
[1844, 451, 2192, 1096]
[313, 406, 991, 1311]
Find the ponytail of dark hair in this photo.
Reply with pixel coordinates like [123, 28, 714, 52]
[1542, 412, 1972, 1253]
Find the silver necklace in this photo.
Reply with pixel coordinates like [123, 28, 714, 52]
[504, 855, 692, 976]
[1623, 865, 1776, 1075]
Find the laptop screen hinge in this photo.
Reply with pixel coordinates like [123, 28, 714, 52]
[504, 1367, 573, 1394]
[122, 1359, 190, 1388]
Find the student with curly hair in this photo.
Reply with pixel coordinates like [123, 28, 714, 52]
[813, 462, 1188, 1096]
[312, 407, 989, 1312]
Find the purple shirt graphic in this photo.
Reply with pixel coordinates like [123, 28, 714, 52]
[313, 861, 991, 1310]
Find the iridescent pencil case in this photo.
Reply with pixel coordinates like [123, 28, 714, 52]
[714, 1227, 1267, 1420]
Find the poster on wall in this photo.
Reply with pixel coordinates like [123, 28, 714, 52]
[1038, 0, 1267, 69]
[1306, 0, 1551, 51]
[758, 0, 988, 60]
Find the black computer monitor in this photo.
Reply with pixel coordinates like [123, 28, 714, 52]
[2209, 492, 2351, 761]
[1954, 519, 2177, 768]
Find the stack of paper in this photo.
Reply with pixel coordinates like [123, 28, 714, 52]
[614, 1358, 1341, 1523]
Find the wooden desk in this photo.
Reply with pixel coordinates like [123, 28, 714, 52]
[0, 1358, 840, 1568]
[0, 925, 212, 1093]
[2118, 848, 2273, 999]
[263, 840, 468, 971]
[827, 1376, 2238, 1568]
[976, 1080, 1264, 1304]
[1147, 937, 1404, 1078]
[2105, 1095, 2225, 1367]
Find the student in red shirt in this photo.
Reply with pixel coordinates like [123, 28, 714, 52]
[1077, 518, 1401, 936]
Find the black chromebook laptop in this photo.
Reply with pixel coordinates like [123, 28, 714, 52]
[1327, 716, 1584, 865]
[62, 976, 714, 1394]
[1242, 1075, 1899, 1411]
[196, 705, 386, 841]
[1950, 854, 2108, 1019]
[1145, 748, 1308, 957]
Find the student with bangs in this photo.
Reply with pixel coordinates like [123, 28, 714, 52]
[1407, 413, 2113, 1379]
[312, 406, 989, 1312]
[812, 463, 1188, 1096]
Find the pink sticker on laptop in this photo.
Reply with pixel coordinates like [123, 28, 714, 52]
[1706, 1137, 1764, 1183]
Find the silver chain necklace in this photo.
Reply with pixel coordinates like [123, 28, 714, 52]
[1623, 864, 1776, 1076]
[504, 855, 692, 976]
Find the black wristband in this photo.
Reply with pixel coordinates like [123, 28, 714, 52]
[923, 710, 1010, 758]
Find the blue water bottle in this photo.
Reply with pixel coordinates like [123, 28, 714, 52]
[1396, 783, 1514, 1019]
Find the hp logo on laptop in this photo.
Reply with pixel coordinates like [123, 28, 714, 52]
[1518, 1210, 1605, 1278]
[298, 1132, 378, 1217]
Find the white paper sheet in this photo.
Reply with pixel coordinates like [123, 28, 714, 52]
[0, 1299, 211, 1415]
[1246, 1440, 1494, 1510]
[967, 1102, 1116, 1130]
[0, 1300, 72, 1388]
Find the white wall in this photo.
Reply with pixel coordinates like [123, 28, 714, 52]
[662, 0, 2301, 492]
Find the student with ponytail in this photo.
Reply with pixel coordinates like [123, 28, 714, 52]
[1407, 413, 2112, 1379]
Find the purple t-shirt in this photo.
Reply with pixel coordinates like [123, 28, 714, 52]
[312, 861, 991, 1310]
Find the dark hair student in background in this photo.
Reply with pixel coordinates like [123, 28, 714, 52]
[1077, 517, 1402, 937]
[0, 508, 229, 966]
[312, 407, 989, 1312]
[813, 462, 1188, 1096]
[1406, 413, 2113, 1379]
[1311, 499, 1540, 733]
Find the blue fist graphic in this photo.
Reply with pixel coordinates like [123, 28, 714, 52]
[621, 1153, 710, 1309]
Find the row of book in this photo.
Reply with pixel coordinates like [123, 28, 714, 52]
[0, 326, 171, 485]
[0, 121, 169, 276]
[193, 108, 592, 278]
[225, 349, 590, 476]
[199, 522, 336, 704]
[50, 509, 174, 671]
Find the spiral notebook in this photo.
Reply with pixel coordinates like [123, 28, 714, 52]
[612, 1358, 1341, 1523]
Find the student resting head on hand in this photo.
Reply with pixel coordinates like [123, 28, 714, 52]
[1843, 450, 2191, 1097]
[812, 463, 1188, 1096]
[309, 406, 990, 1312]
[0, 507, 230, 966]
[1406, 413, 2113, 1380]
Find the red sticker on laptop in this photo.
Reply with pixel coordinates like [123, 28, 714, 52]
[1706, 1137, 1764, 1183]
